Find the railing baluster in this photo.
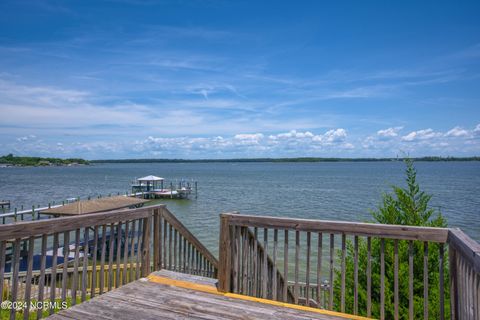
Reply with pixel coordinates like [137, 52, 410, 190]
[115, 221, 122, 288]
[394, 239, 399, 320]
[283, 229, 288, 302]
[174, 228, 178, 271]
[163, 219, 167, 269]
[129, 220, 136, 282]
[61, 231, 69, 302]
[178, 234, 182, 272]
[242, 227, 248, 295]
[317, 232, 322, 308]
[367, 237, 372, 317]
[153, 211, 160, 271]
[409, 240, 414, 320]
[135, 219, 142, 280]
[122, 221, 129, 285]
[341, 233, 346, 313]
[23, 236, 35, 320]
[354, 235, 358, 315]
[99, 225, 107, 295]
[262, 228, 268, 298]
[0, 241, 5, 309]
[233, 226, 239, 293]
[37, 235, 47, 320]
[72, 228, 80, 304]
[424, 241, 429, 320]
[49, 233, 58, 315]
[439, 243, 444, 320]
[294, 230, 299, 304]
[270, 229, 277, 300]
[107, 224, 115, 291]
[380, 238, 385, 320]
[253, 227, 258, 297]
[183, 237, 187, 273]
[141, 215, 151, 276]
[168, 223, 172, 270]
[10, 239, 20, 319]
[91, 225, 99, 297]
[306, 231, 311, 306]
[329, 233, 334, 310]
[81, 227, 89, 302]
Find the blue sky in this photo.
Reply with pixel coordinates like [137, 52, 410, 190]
[0, 0, 479, 159]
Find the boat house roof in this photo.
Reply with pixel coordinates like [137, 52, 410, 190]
[40, 196, 149, 216]
[137, 175, 164, 181]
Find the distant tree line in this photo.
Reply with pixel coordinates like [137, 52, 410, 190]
[91, 156, 480, 163]
[0, 154, 89, 166]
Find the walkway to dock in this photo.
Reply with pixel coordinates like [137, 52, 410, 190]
[48, 270, 369, 320]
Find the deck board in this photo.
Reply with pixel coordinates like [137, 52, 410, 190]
[48, 271, 363, 320]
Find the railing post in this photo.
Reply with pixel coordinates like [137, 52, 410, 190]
[218, 213, 232, 292]
[153, 208, 161, 271]
[141, 210, 152, 277]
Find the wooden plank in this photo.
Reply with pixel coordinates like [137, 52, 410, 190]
[380, 238, 385, 320]
[353, 236, 358, 315]
[283, 229, 288, 302]
[329, 234, 334, 310]
[394, 239, 399, 320]
[168, 223, 172, 270]
[91, 225, 99, 297]
[294, 230, 299, 304]
[0, 205, 161, 241]
[340, 234, 346, 313]
[409, 240, 414, 320]
[23, 236, 35, 320]
[317, 233, 323, 309]
[178, 234, 183, 272]
[49, 233, 58, 315]
[424, 241, 429, 320]
[99, 225, 107, 295]
[367, 237, 371, 317]
[226, 213, 449, 242]
[81, 227, 89, 302]
[37, 234, 47, 320]
[61, 231, 69, 302]
[163, 217, 167, 269]
[72, 228, 80, 305]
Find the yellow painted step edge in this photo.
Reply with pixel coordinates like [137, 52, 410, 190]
[146, 274, 373, 320]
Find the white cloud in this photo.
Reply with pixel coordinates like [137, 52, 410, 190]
[377, 127, 403, 138]
[474, 124, 480, 135]
[445, 126, 470, 137]
[401, 129, 442, 142]
[323, 128, 347, 143]
[16, 134, 36, 142]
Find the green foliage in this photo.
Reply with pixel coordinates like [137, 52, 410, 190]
[333, 158, 448, 319]
[0, 154, 89, 166]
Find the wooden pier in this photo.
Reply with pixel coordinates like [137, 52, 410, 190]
[0, 205, 479, 319]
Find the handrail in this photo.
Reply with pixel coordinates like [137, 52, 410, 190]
[224, 213, 450, 243]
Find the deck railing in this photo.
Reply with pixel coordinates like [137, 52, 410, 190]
[217, 213, 480, 320]
[0, 204, 217, 319]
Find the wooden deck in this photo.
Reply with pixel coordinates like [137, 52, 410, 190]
[48, 270, 368, 320]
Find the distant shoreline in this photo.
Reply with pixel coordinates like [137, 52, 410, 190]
[91, 156, 480, 163]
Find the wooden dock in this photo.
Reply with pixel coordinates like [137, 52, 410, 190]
[48, 270, 364, 320]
